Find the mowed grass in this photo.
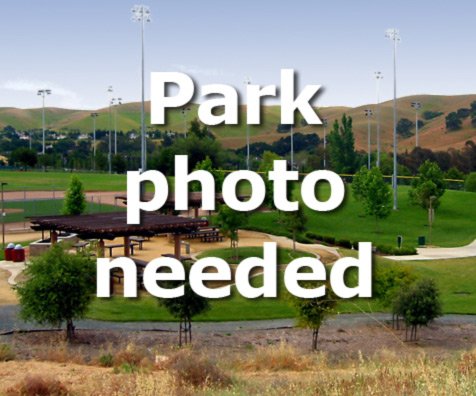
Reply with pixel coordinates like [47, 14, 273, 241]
[248, 183, 476, 248]
[86, 248, 476, 322]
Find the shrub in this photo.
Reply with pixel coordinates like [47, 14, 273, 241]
[98, 353, 115, 367]
[114, 343, 146, 367]
[376, 244, 395, 255]
[295, 235, 313, 244]
[465, 173, 476, 192]
[394, 246, 417, 255]
[5, 376, 69, 396]
[0, 344, 15, 362]
[422, 110, 444, 120]
[166, 351, 232, 389]
[336, 239, 352, 249]
[352, 241, 359, 249]
[322, 236, 335, 245]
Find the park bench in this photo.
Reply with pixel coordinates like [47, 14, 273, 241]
[105, 243, 138, 257]
[161, 253, 193, 262]
[73, 241, 89, 252]
[200, 233, 223, 243]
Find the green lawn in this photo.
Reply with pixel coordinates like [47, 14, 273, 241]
[248, 184, 476, 248]
[86, 248, 476, 322]
[4, 199, 122, 223]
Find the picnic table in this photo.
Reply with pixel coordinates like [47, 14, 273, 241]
[130, 237, 147, 250]
[161, 253, 193, 262]
[105, 243, 138, 257]
[196, 230, 223, 243]
[73, 241, 89, 252]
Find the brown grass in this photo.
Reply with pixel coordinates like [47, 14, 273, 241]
[0, 343, 16, 361]
[4, 375, 69, 396]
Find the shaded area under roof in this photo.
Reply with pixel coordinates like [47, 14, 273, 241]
[30, 211, 208, 240]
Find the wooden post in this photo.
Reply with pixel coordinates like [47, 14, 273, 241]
[98, 240, 105, 258]
[194, 207, 199, 218]
[50, 230, 58, 244]
[124, 236, 130, 257]
[174, 234, 182, 262]
[167, 208, 173, 216]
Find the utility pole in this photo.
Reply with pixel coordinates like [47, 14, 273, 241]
[91, 112, 98, 170]
[107, 86, 113, 174]
[182, 107, 191, 137]
[243, 77, 251, 170]
[322, 118, 328, 169]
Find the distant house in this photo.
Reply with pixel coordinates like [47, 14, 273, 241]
[77, 134, 89, 140]
[128, 132, 138, 140]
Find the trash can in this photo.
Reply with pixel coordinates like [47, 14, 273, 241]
[4, 243, 15, 261]
[12, 244, 25, 262]
[418, 236, 425, 247]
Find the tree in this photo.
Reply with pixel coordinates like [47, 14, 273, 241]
[327, 114, 357, 174]
[409, 160, 446, 212]
[188, 119, 214, 140]
[214, 204, 247, 259]
[445, 112, 462, 131]
[457, 108, 471, 119]
[396, 118, 414, 138]
[158, 262, 210, 347]
[281, 205, 307, 251]
[363, 167, 392, 233]
[465, 172, 476, 192]
[62, 175, 87, 215]
[111, 153, 127, 173]
[393, 277, 443, 341]
[190, 156, 225, 192]
[422, 110, 443, 120]
[351, 166, 370, 214]
[11, 147, 38, 169]
[287, 281, 339, 351]
[258, 151, 286, 211]
[15, 243, 95, 340]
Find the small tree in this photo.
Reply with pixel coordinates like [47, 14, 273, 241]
[363, 167, 391, 233]
[352, 166, 370, 215]
[287, 281, 339, 351]
[15, 243, 95, 340]
[11, 147, 38, 170]
[282, 205, 307, 251]
[62, 175, 86, 215]
[465, 172, 476, 192]
[214, 204, 247, 259]
[159, 262, 210, 347]
[393, 277, 443, 341]
[409, 160, 446, 213]
[445, 112, 462, 131]
[190, 155, 225, 192]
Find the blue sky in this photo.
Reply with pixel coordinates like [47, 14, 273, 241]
[0, 0, 474, 110]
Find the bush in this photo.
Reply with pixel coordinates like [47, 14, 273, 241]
[5, 376, 69, 396]
[322, 236, 335, 245]
[352, 241, 359, 250]
[376, 244, 395, 255]
[295, 235, 314, 244]
[465, 173, 476, 192]
[98, 353, 115, 367]
[376, 245, 417, 256]
[167, 350, 232, 389]
[336, 239, 352, 249]
[0, 344, 15, 361]
[306, 232, 323, 241]
[422, 110, 444, 120]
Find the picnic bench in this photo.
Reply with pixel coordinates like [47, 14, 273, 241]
[73, 241, 89, 252]
[105, 243, 138, 257]
[161, 253, 193, 262]
[196, 230, 223, 243]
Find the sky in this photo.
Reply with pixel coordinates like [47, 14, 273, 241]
[0, 0, 475, 111]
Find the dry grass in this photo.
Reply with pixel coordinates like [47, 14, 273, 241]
[34, 340, 85, 365]
[0, 343, 16, 361]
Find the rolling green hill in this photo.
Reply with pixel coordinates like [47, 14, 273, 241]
[2, 94, 476, 152]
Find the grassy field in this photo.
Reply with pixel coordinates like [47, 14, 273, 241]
[248, 183, 476, 249]
[86, 246, 476, 322]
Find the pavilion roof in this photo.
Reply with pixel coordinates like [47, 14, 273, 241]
[30, 211, 208, 240]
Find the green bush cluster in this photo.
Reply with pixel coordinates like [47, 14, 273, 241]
[376, 244, 417, 256]
[465, 173, 476, 192]
[243, 225, 312, 244]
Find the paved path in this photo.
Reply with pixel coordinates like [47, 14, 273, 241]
[386, 239, 476, 261]
[0, 262, 25, 285]
[1, 305, 475, 334]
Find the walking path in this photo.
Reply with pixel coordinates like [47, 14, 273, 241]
[386, 239, 476, 261]
[1, 304, 475, 334]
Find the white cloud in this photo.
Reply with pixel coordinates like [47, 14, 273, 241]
[0, 79, 85, 109]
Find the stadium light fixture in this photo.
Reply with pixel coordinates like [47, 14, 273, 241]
[112, 97, 123, 155]
[37, 89, 52, 158]
[365, 109, 374, 170]
[385, 28, 401, 210]
[411, 101, 422, 147]
[107, 86, 114, 174]
[372, 71, 383, 167]
[131, 5, 151, 174]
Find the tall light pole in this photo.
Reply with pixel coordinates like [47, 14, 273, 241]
[112, 98, 122, 154]
[386, 28, 401, 211]
[372, 72, 383, 167]
[429, 195, 437, 246]
[1, 182, 7, 249]
[107, 86, 113, 174]
[131, 5, 151, 173]
[365, 109, 373, 169]
[290, 124, 294, 171]
[322, 118, 328, 169]
[411, 101, 422, 147]
[243, 77, 251, 170]
[182, 107, 191, 137]
[37, 89, 52, 156]
[91, 112, 98, 170]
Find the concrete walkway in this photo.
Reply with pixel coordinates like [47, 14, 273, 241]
[0, 261, 26, 285]
[386, 239, 476, 261]
[1, 304, 475, 334]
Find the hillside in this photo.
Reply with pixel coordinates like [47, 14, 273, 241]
[1, 94, 476, 152]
